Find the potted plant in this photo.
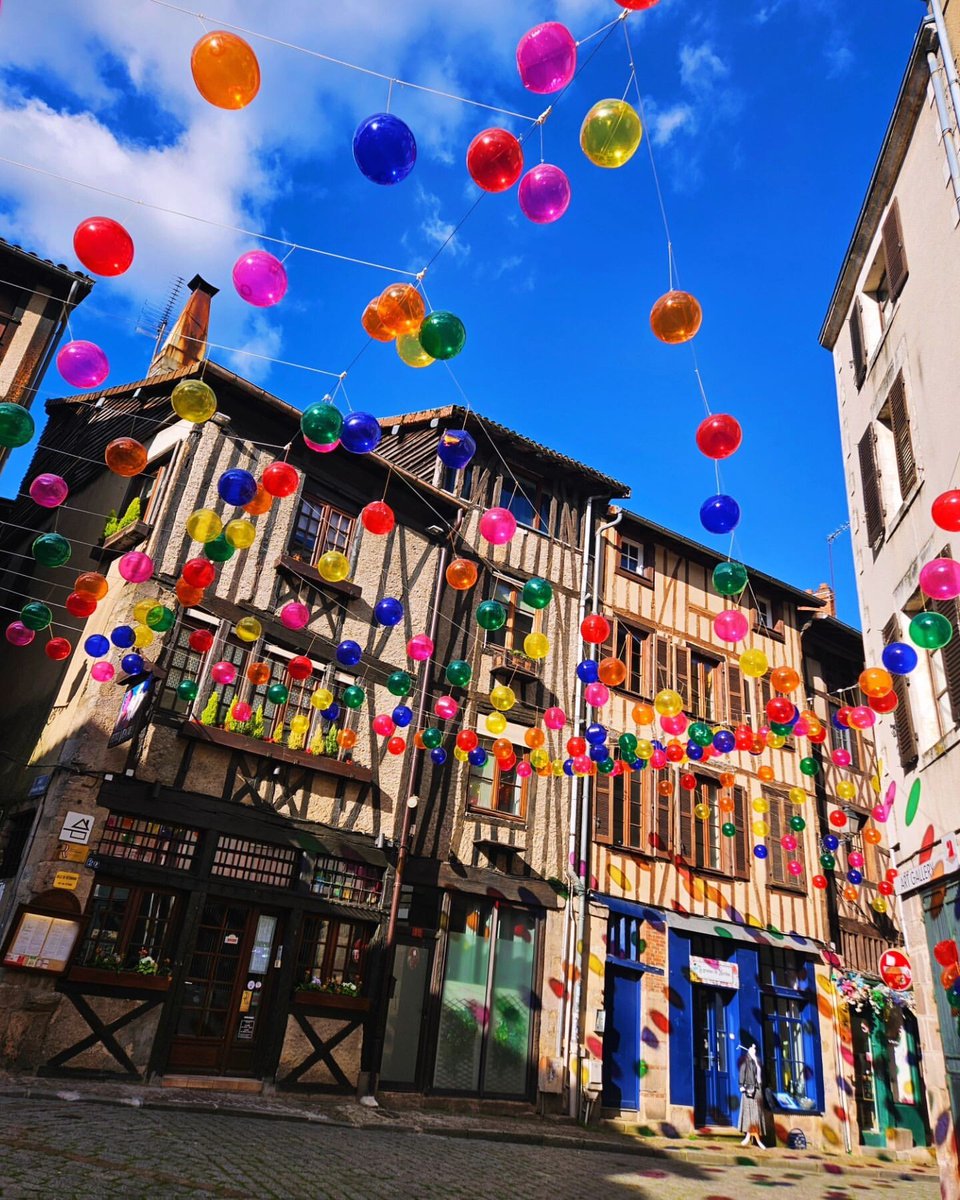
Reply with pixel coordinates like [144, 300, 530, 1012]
[292, 977, 370, 1012]
[68, 949, 172, 990]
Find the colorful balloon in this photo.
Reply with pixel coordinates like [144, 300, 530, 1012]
[336, 640, 362, 667]
[353, 113, 417, 185]
[5, 621, 34, 647]
[581, 613, 611, 645]
[280, 602, 310, 630]
[932, 490, 960, 532]
[203, 534, 235, 563]
[714, 609, 749, 643]
[713, 561, 748, 597]
[186, 509, 222, 543]
[236, 615, 262, 643]
[396, 332, 434, 368]
[375, 597, 404, 626]
[419, 311, 466, 361]
[770, 666, 801, 694]
[437, 430, 476, 470]
[191, 30, 260, 109]
[518, 164, 571, 224]
[920, 557, 960, 601]
[118, 551, 153, 583]
[20, 602, 52, 631]
[73, 216, 134, 276]
[580, 98, 642, 169]
[909, 610, 953, 650]
[521, 577, 553, 610]
[104, 437, 147, 478]
[57, 340, 108, 388]
[696, 413, 742, 460]
[171, 379, 217, 423]
[700, 494, 741, 535]
[262, 461, 300, 498]
[882, 641, 918, 674]
[447, 558, 478, 590]
[479, 506, 517, 545]
[189, 629, 215, 653]
[524, 632, 550, 660]
[0, 403, 35, 448]
[467, 128, 524, 192]
[739, 648, 768, 678]
[377, 284, 425, 337]
[218, 468, 258, 506]
[45, 636, 71, 660]
[490, 684, 516, 712]
[362, 298, 394, 342]
[859, 666, 893, 698]
[91, 661, 116, 683]
[476, 600, 507, 631]
[232, 250, 288, 307]
[340, 412, 382, 454]
[224, 518, 256, 550]
[301, 402, 343, 445]
[317, 550, 351, 582]
[650, 290, 702, 344]
[516, 23, 576, 93]
[28, 473, 68, 507]
[407, 634, 434, 661]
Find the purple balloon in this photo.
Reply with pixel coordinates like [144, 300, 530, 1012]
[57, 340, 109, 389]
[5, 621, 34, 647]
[28, 473, 69, 508]
[518, 164, 571, 224]
[232, 250, 288, 307]
[516, 23, 577, 94]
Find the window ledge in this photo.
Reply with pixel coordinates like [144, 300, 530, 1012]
[487, 647, 541, 679]
[465, 806, 526, 827]
[276, 556, 362, 600]
[614, 567, 655, 589]
[752, 624, 786, 644]
[91, 521, 152, 560]
[179, 720, 372, 782]
[882, 478, 923, 541]
[766, 882, 807, 897]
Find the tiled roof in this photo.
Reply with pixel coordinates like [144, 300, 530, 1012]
[0, 236, 94, 287]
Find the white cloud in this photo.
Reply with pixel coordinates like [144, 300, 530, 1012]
[678, 42, 730, 93]
[410, 185, 471, 261]
[648, 101, 696, 146]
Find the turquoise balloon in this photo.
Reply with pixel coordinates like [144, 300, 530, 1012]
[476, 600, 507, 631]
[20, 601, 52, 630]
[522, 577, 553, 610]
[445, 659, 472, 688]
[32, 532, 71, 567]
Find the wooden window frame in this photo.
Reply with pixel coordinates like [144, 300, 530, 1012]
[678, 776, 748, 880]
[616, 534, 654, 588]
[72, 880, 181, 973]
[752, 593, 785, 642]
[295, 914, 371, 990]
[287, 493, 356, 566]
[764, 787, 806, 893]
[878, 373, 918, 503]
[881, 198, 909, 302]
[849, 298, 867, 390]
[499, 474, 553, 536]
[466, 739, 529, 822]
[485, 576, 537, 655]
[858, 424, 885, 551]
[600, 618, 649, 698]
[689, 650, 723, 724]
[594, 765, 670, 859]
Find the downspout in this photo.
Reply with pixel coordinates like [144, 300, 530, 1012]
[929, 1, 960, 159]
[570, 504, 623, 1119]
[926, 39, 960, 219]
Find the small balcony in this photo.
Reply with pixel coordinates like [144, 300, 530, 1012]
[487, 646, 541, 679]
[178, 719, 372, 782]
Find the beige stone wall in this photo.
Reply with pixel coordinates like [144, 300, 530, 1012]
[0, 286, 50, 397]
[277, 1009, 363, 1089]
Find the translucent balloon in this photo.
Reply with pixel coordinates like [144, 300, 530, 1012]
[5, 621, 34, 647]
[396, 332, 434, 368]
[485, 712, 507, 736]
[700, 494, 741, 535]
[146, 605, 175, 631]
[909, 610, 953, 650]
[581, 613, 611, 644]
[176, 579, 205, 606]
[713, 609, 748, 643]
[696, 413, 742, 460]
[407, 634, 434, 661]
[446, 558, 478, 590]
[362, 298, 394, 343]
[287, 655, 313, 682]
[580, 98, 642, 168]
[73, 216, 134, 276]
[342, 685, 365, 710]
[232, 250, 287, 307]
[435, 695, 458, 721]
[118, 551, 153, 583]
[232, 702, 253, 723]
[317, 550, 351, 582]
[920, 557, 960, 600]
[518, 164, 571, 224]
[304, 437, 339, 455]
[340, 412, 382, 454]
[262, 462, 300, 498]
[932, 490, 960, 532]
[105, 437, 147, 477]
[171, 379, 217, 423]
[476, 600, 507, 631]
[301, 402, 343, 445]
[218, 468, 258, 506]
[437, 430, 476, 470]
[479, 506, 517, 545]
[191, 30, 260, 109]
[490, 684, 516, 712]
[654, 688, 683, 717]
[203, 534, 234, 563]
[419, 311, 466, 361]
[544, 706, 565, 730]
[387, 670, 413, 697]
[57, 340, 109, 388]
[859, 666, 893, 698]
[28, 472, 68, 507]
[267, 683, 289, 706]
[374, 597, 404, 626]
[713, 561, 748, 596]
[882, 641, 918, 675]
[377, 283, 425, 337]
[186, 509, 223, 543]
[280, 602, 310, 630]
[20, 602, 52, 631]
[178, 680, 199, 703]
[224, 518, 257, 549]
[770, 666, 801, 694]
[597, 657, 626, 686]
[46, 636, 71, 660]
[91, 661, 116, 683]
[516, 23, 577, 93]
[523, 632, 550, 660]
[585, 681, 609, 707]
[189, 629, 214, 653]
[311, 688, 334, 711]
[0, 403, 35, 448]
[467, 128, 524, 192]
[521, 577, 553, 610]
[650, 290, 702, 344]
[236, 615, 262, 643]
[353, 113, 417, 185]
[739, 648, 768, 678]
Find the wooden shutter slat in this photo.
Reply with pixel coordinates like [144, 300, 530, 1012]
[675, 645, 692, 711]
[733, 785, 748, 879]
[767, 789, 782, 884]
[653, 635, 670, 697]
[882, 199, 909, 301]
[882, 615, 919, 767]
[849, 298, 867, 389]
[858, 426, 885, 549]
[728, 662, 743, 724]
[650, 768, 670, 857]
[678, 780, 693, 864]
[594, 774, 612, 844]
[934, 598, 960, 725]
[887, 373, 918, 497]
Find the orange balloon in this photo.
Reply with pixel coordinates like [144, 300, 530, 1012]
[719, 796, 735, 814]
[657, 779, 673, 797]
[75, 571, 109, 600]
[597, 657, 627, 687]
[446, 558, 478, 591]
[859, 667, 893, 698]
[720, 771, 736, 788]
[191, 31, 260, 110]
[492, 737, 513, 760]
[758, 765, 774, 782]
[413, 730, 427, 750]
[863, 827, 882, 845]
[842, 885, 859, 902]
[649, 289, 702, 345]
[524, 728, 545, 749]
[632, 703, 655, 726]
[362, 297, 395, 343]
[806, 718, 823, 738]
[105, 437, 147, 477]
[244, 484, 273, 516]
[247, 661, 271, 686]
[770, 666, 801, 694]
[176, 579, 205, 606]
[376, 284, 425, 337]
[338, 729, 357, 750]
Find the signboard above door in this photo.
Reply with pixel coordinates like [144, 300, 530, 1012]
[689, 955, 740, 990]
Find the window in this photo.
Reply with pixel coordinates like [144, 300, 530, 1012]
[854, 200, 909, 379]
[441, 463, 473, 501]
[97, 814, 200, 871]
[762, 995, 809, 1098]
[758, 947, 819, 1108]
[467, 739, 529, 819]
[690, 652, 721, 722]
[125, 452, 173, 525]
[288, 494, 355, 564]
[678, 777, 748, 877]
[211, 836, 300, 888]
[877, 373, 917, 502]
[600, 619, 648, 696]
[618, 536, 653, 584]
[765, 788, 805, 890]
[74, 882, 179, 973]
[156, 617, 214, 716]
[485, 577, 536, 654]
[296, 915, 371, 989]
[901, 591, 960, 752]
[753, 594, 783, 638]
[311, 856, 384, 906]
[500, 475, 552, 535]
[828, 700, 862, 772]
[858, 425, 885, 550]
[0, 808, 35, 879]
[594, 763, 669, 856]
[882, 617, 918, 768]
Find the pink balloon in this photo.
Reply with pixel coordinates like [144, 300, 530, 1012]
[29, 473, 69, 508]
[848, 850, 864, 868]
[232, 250, 288, 307]
[544, 706, 565, 730]
[434, 695, 459, 720]
[518, 164, 571, 224]
[91, 661, 115, 682]
[118, 551, 153, 583]
[478, 506, 517, 545]
[232, 702, 253, 722]
[5, 621, 34, 647]
[660, 713, 688, 735]
[57, 340, 109, 389]
[873, 803, 889, 823]
[584, 681, 609, 708]
[573, 754, 592, 775]
[650, 749, 667, 769]
[713, 609, 749, 643]
[831, 747, 851, 768]
[516, 22, 577, 94]
[919, 557, 960, 600]
[372, 713, 396, 737]
[304, 436, 339, 454]
[407, 634, 434, 661]
[780, 834, 798, 852]
[516, 760, 533, 778]
[211, 660, 237, 685]
[280, 601, 310, 630]
[787, 859, 804, 877]
[848, 705, 876, 729]
[793, 719, 809, 737]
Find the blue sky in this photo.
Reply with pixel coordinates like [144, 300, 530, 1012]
[0, 0, 924, 625]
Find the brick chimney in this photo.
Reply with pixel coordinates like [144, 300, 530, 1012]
[147, 274, 218, 379]
[806, 582, 836, 618]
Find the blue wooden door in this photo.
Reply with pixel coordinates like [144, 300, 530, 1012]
[694, 987, 735, 1125]
[602, 965, 641, 1109]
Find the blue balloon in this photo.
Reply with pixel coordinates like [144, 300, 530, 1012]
[110, 625, 136, 648]
[321, 703, 341, 722]
[563, 758, 575, 776]
[651, 739, 665, 753]
[847, 869, 863, 886]
[340, 411, 382, 454]
[754, 844, 769, 859]
[785, 706, 799, 726]
[699, 493, 741, 535]
[218, 468, 258, 507]
[577, 659, 599, 684]
[430, 747, 447, 765]
[374, 597, 404, 626]
[121, 652, 144, 675]
[686, 743, 704, 761]
[823, 834, 840, 852]
[713, 729, 735, 753]
[468, 746, 487, 767]
[585, 722, 607, 745]
[353, 113, 417, 185]
[831, 711, 848, 731]
[437, 429, 476, 470]
[84, 634, 109, 658]
[589, 744, 608, 762]
[632, 758, 645, 770]
[336, 640, 362, 667]
[882, 641, 918, 675]
[392, 705, 413, 728]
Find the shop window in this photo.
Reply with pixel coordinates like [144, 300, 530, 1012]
[211, 836, 300, 888]
[311, 856, 384, 907]
[287, 494, 355, 564]
[97, 814, 199, 872]
[295, 915, 371, 989]
[467, 740, 529, 820]
[600, 619, 648, 696]
[594, 766, 669, 857]
[74, 882, 179, 973]
[499, 475, 552, 536]
[762, 995, 810, 1100]
[764, 789, 805, 890]
[485, 577, 536, 654]
[758, 947, 821, 1111]
[0, 808, 35, 879]
[618, 536, 653, 585]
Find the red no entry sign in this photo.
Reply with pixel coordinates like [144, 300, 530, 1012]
[879, 948, 912, 991]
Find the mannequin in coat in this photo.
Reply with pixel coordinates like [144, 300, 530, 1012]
[738, 1042, 765, 1149]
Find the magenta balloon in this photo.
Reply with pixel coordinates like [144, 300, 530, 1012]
[516, 761, 533, 778]
[304, 436, 340, 453]
[831, 747, 851, 768]
[28, 473, 69, 508]
[478, 506, 518, 545]
[372, 713, 396, 737]
[5, 620, 34, 647]
[57, 340, 109, 389]
[544, 706, 565, 730]
[407, 634, 434, 661]
[919, 557, 960, 600]
[91, 661, 116, 682]
[584, 681, 609, 708]
[516, 22, 577, 94]
[280, 601, 310, 630]
[118, 550, 153, 583]
[211, 660, 237, 685]
[232, 250, 288, 307]
[518, 164, 571, 224]
[434, 695, 459, 720]
[650, 749, 666, 769]
[660, 713, 687, 735]
[713, 609, 749, 643]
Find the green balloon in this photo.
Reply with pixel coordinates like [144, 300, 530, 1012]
[421, 726, 443, 749]
[445, 659, 472, 688]
[596, 757, 615, 775]
[341, 685, 365, 710]
[770, 721, 793, 737]
[713, 561, 749, 597]
[799, 756, 819, 777]
[721, 822, 736, 838]
[0, 403, 35, 449]
[819, 852, 836, 870]
[688, 721, 714, 747]
[177, 679, 199, 702]
[476, 600, 507, 631]
[32, 532, 71, 567]
[789, 815, 806, 832]
[301, 402, 343, 445]
[618, 732, 638, 757]
[909, 610, 953, 651]
[204, 533, 235, 563]
[521, 577, 553, 610]
[267, 682, 289, 705]
[419, 311, 466, 361]
[20, 601, 52, 631]
[387, 670, 413, 697]
[146, 604, 175, 632]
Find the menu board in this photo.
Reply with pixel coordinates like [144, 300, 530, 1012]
[3, 912, 82, 973]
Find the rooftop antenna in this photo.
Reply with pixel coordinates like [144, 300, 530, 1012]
[136, 276, 186, 360]
[826, 521, 851, 598]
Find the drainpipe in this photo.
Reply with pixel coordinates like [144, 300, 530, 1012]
[929, 1, 960, 159]
[926, 43, 960, 219]
[570, 505, 623, 1119]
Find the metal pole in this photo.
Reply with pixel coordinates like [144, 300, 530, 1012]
[929, 0, 960, 153]
[927, 49, 960, 217]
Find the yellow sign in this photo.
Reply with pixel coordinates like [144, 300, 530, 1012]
[239, 990, 253, 1013]
[58, 844, 87, 863]
[53, 871, 80, 891]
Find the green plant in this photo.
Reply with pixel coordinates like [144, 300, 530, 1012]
[250, 706, 266, 740]
[288, 727, 306, 751]
[102, 509, 119, 539]
[199, 692, 219, 726]
[324, 727, 339, 756]
[115, 496, 141, 533]
[90, 950, 121, 972]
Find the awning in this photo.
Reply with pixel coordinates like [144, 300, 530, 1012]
[594, 894, 666, 928]
[294, 828, 387, 867]
[664, 909, 822, 952]
[403, 857, 564, 910]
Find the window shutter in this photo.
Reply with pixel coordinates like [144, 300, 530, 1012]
[858, 426, 885, 549]
[652, 769, 671, 856]
[934, 598, 960, 726]
[882, 615, 919, 768]
[887, 373, 917, 498]
[727, 662, 744, 724]
[882, 199, 909, 301]
[849, 298, 867, 389]
[678, 781, 693, 862]
[733, 785, 748, 878]
[653, 635, 670, 697]
[594, 774, 612, 844]
[675, 644, 692, 708]
[767, 791, 783, 885]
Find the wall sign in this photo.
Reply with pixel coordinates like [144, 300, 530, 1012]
[107, 675, 154, 748]
[689, 955, 740, 990]
[58, 811, 94, 845]
[2, 911, 82, 973]
[879, 949, 912, 992]
[53, 872, 80, 891]
[895, 836, 959, 896]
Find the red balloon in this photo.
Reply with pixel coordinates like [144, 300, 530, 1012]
[766, 696, 794, 724]
[734, 725, 754, 751]
[878, 880, 894, 896]
[287, 655, 313, 681]
[189, 628, 215, 653]
[387, 736, 407, 756]
[695, 413, 742, 460]
[262, 461, 300, 498]
[812, 874, 828, 890]
[836, 706, 852, 727]
[466, 128, 524, 193]
[45, 636, 72, 661]
[65, 591, 97, 618]
[665, 742, 684, 762]
[581, 613, 611, 644]
[680, 772, 697, 791]
[616, 0, 660, 8]
[566, 736, 586, 757]
[869, 690, 899, 713]
[933, 490, 960, 532]
[808, 725, 828, 744]
[361, 501, 395, 535]
[829, 809, 848, 828]
[182, 557, 217, 589]
[73, 216, 134, 276]
[456, 729, 479, 752]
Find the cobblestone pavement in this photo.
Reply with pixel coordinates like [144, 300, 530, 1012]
[0, 1098, 942, 1200]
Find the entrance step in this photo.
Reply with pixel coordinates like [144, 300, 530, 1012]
[160, 1075, 263, 1094]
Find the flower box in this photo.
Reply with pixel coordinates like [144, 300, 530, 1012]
[66, 966, 172, 991]
[292, 991, 370, 1013]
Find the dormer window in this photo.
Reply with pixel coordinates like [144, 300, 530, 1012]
[500, 475, 553, 535]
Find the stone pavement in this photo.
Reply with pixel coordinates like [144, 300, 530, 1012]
[0, 1097, 943, 1200]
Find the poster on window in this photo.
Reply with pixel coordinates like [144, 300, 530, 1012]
[108, 676, 154, 748]
[689, 955, 739, 989]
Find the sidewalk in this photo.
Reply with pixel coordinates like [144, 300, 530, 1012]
[0, 1073, 938, 1184]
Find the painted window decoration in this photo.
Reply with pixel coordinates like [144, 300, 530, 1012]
[296, 914, 371, 993]
[74, 882, 178, 975]
[311, 855, 384, 906]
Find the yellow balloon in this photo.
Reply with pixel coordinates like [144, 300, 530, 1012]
[752, 796, 769, 814]
[186, 508, 222, 543]
[530, 747, 550, 769]
[694, 802, 711, 821]
[552, 758, 565, 776]
[837, 780, 856, 801]
[454, 746, 469, 763]
[580, 98, 643, 169]
[485, 711, 507, 735]
[290, 714, 310, 735]
[636, 738, 653, 760]
[236, 615, 262, 643]
[752, 819, 770, 838]
[490, 685, 516, 712]
[396, 332, 435, 369]
[311, 688, 334, 711]
[871, 896, 888, 914]
[133, 624, 154, 648]
[523, 632, 550, 660]
[225, 518, 257, 549]
[766, 732, 786, 749]
[171, 379, 217, 424]
[789, 786, 807, 806]
[133, 598, 158, 624]
[654, 688, 683, 718]
[739, 648, 769, 679]
[317, 550, 351, 583]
